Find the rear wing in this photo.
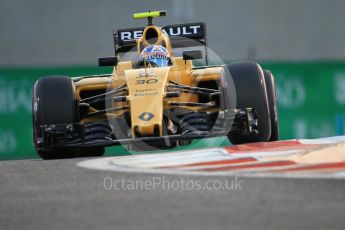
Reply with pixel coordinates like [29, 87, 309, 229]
[113, 22, 209, 65]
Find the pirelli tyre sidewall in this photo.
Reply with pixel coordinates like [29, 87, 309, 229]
[32, 76, 78, 159]
[226, 61, 272, 144]
[263, 69, 279, 141]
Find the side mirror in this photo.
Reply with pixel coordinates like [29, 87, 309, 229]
[98, 57, 118, 67]
[182, 50, 203, 60]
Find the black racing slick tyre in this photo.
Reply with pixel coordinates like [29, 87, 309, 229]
[226, 62, 271, 144]
[263, 70, 279, 141]
[32, 76, 79, 159]
[32, 76, 106, 159]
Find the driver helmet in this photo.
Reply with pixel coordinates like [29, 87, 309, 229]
[140, 45, 170, 67]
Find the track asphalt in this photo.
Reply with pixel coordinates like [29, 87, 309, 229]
[1, 157, 345, 230]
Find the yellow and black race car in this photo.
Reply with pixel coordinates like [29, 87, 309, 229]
[32, 11, 279, 159]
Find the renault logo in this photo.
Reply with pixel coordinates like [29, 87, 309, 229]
[138, 112, 155, 121]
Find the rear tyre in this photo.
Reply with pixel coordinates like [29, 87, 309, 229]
[263, 70, 279, 141]
[226, 62, 271, 144]
[32, 76, 79, 159]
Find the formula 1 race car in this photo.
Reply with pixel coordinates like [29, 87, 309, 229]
[32, 10, 279, 159]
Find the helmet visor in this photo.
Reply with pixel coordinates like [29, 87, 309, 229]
[146, 58, 170, 67]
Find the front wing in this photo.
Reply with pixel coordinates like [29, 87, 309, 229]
[36, 108, 257, 150]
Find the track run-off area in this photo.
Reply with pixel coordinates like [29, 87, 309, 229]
[79, 136, 345, 179]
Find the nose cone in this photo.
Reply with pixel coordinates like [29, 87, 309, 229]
[124, 67, 171, 137]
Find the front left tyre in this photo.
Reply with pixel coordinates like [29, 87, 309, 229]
[226, 62, 272, 144]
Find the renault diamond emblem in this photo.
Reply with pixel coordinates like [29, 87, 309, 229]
[138, 112, 155, 121]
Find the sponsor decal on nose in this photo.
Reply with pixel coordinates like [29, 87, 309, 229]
[139, 112, 155, 121]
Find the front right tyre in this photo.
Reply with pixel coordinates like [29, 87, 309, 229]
[32, 76, 105, 159]
[32, 76, 79, 159]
